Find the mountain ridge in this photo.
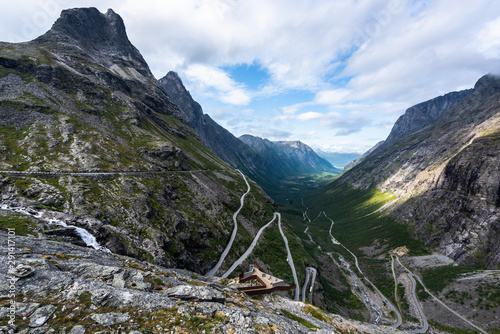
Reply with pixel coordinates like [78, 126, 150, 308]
[0, 7, 281, 276]
[159, 71, 340, 201]
[332, 74, 500, 268]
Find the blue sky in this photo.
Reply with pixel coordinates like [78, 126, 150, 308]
[1, 0, 500, 153]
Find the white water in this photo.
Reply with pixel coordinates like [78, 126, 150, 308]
[0, 203, 110, 252]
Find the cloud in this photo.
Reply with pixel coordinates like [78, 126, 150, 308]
[323, 114, 373, 136]
[183, 64, 251, 106]
[1, 0, 499, 154]
[296, 112, 323, 121]
[315, 89, 351, 104]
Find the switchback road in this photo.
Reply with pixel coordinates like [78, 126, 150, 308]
[396, 257, 487, 334]
[206, 170, 251, 277]
[329, 221, 402, 328]
[221, 212, 278, 278]
[278, 212, 300, 301]
[302, 267, 317, 302]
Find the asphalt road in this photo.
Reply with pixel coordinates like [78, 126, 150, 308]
[329, 220, 402, 328]
[407, 273, 429, 333]
[206, 169, 251, 277]
[396, 257, 487, 334]
[221, 212, 278, 278]
[278, 212, 300, 301]
[302, 267, 317, 302]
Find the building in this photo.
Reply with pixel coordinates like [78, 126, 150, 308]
[237, 264, 296, 296]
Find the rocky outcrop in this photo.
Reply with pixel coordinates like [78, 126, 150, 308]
[0, 231, 407, 333]
[385, 89, 472, 143]
[337, 74, 500, 268]
[33, 8, 152, 78]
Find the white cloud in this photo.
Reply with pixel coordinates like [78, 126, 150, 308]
[315, 89, 351, 105]
[474, 17, 500, 59]
[296, 112, 323, 121]
[183, 64, 251, 106]
[1, 0, 499, 154]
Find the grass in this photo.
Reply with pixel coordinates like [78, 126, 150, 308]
[429, 320, 479, 334]
[420, 265, 480, 293]
[274, 180, 430, 314]
[0, 216, 38, 236]
[281, 309, 318, 329]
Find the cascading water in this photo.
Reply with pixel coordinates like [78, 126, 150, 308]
[0, 203, 110, 252]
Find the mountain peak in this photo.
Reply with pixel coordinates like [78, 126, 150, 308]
[34, 8, 126, 47]
[159, 71, 202, 124]
[32, 7, 151, 76]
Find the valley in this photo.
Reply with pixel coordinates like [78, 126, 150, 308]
[0, 6, 499, 334]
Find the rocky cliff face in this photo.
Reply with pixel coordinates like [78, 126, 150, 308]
[0, 8, 277, 275]
[33, 8, 153, 78]
[385, 89, 473, 143]
[337, 74, 500, 268]
[158, 72, 256, 170]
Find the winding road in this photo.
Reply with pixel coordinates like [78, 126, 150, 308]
[328, 221, 403, 328]
[407, 273, 429, 333]
[206, 169, 251, 277]
[396, 256, 488, 334]
[221, 212, 278, 278]
[301, 267, 317, 302]
[278, 212, 300, 300]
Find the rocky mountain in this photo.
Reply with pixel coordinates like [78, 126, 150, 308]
[0, 228, 406, 333]
[158, 72, 339, 199]
[240, 135, 339, 177]
[0, 7, 280, 276]
[334, 74, 500, 268]
[158, 71, 256, 170]
[385, 89, 473, 143]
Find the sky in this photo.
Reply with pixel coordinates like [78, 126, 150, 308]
[1, 0, 499, 154]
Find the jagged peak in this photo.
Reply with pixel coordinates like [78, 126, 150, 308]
[34, 8, 126, 47]
[32, 7, 152, 77]
[159, 71, 192, 98]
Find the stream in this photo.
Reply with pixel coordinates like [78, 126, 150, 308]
[0, 203, 109, 252]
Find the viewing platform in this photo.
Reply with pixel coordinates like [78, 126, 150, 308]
[237, 264, 296, 296]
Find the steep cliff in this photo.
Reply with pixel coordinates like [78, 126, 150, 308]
[336, 75, 500, 268]
[158, 72, 257, 170]
[0, 8, 277, 274]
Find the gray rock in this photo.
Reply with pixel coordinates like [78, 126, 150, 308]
[15, 302, 40, 317]
[112, 270, 128, 288]
[68, 325, 85, 334]
[164, 284, 225, 303]
[90, 312, 129, 326]
[29, 305, 56, 328]
[125, 272, 151, 292]
[29, 328, 48, 334]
